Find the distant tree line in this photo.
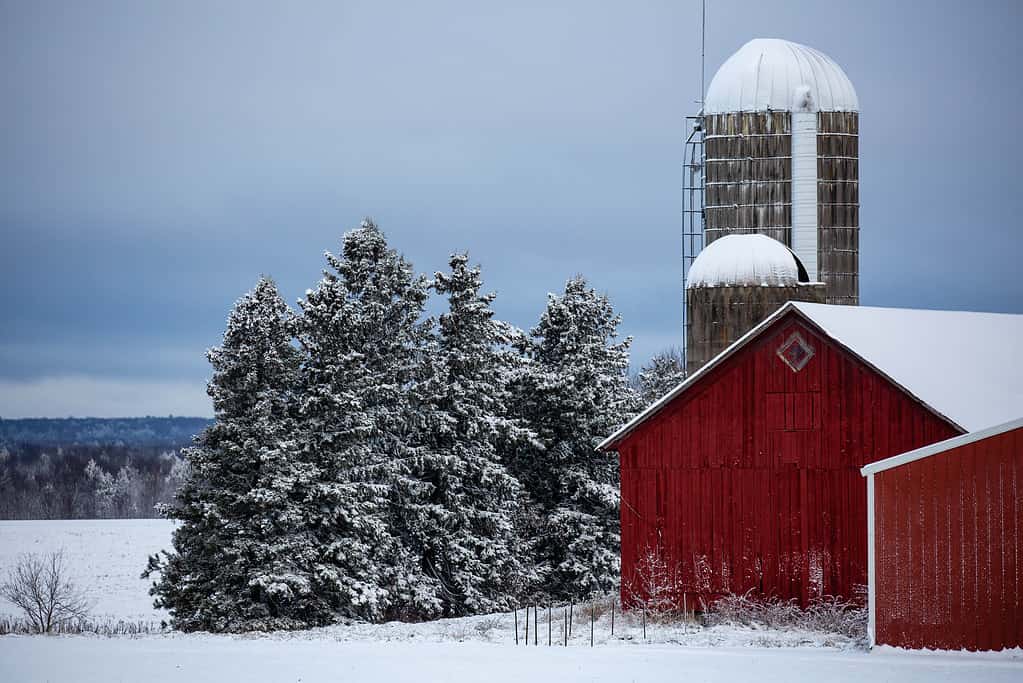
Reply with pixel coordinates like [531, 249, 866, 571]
[146, 219, 654, 631]
[0, 417, 211, 448]
[0, 443, 189, 520]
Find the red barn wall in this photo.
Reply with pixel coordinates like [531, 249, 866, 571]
[874, 425, 1023, 651]
[618, 312, 959, 609]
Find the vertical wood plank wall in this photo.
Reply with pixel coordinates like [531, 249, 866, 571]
[704, 112, 793, 247]
[874, 426, 1023, 651]
[618, 311, 959, 609]
[817, 112, 859, 305]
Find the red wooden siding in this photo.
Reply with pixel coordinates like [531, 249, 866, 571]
[618, 310, 959, 609]
[874, 425, 1023, 651]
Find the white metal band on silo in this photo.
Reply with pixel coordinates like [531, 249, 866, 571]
[791, 111, 818, 281]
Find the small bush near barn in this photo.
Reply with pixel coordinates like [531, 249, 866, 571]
[702, 592, 866, 639]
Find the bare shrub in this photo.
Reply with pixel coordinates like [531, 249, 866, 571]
[441, 622, 473, 641]
[0, 550, 92, 633]
[0, 616, 164, 636]
[555, 593, 622, 631]
[801, 595, 867, 638]
[576, 594, 615, 623]
[703, 590, 866, 639]
[625, 545, 681, 622]
[473, 616, 504, 637]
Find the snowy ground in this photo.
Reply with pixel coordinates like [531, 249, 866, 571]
[2, 636, 1022, 683]
[1, 520, 1021, 682]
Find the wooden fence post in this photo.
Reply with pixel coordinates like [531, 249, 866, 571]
[514, 608, 519, 645]
[611, 599, 615, 636]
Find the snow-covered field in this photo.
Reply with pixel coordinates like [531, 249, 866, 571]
[1, 520, 1021, 682]
[0, 519, 172, 621]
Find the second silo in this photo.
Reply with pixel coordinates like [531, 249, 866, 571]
[685, 234, 825, 374]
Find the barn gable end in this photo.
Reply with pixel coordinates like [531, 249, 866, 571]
[616, 308, 960, 609]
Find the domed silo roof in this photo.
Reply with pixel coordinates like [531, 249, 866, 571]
[704, 38, 858, 114]
[686, 234, 809, 288]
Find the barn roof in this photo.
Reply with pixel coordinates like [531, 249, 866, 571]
[599, 302, 1023, 450]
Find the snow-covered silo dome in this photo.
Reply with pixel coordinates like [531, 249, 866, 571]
[704, 38, 859, 114]
[686, 234, 808, 289]
[684, 234, 825, 375]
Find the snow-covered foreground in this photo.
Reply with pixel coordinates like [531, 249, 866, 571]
[2, 520, 1021, 681]
[2, 636, 1021, 683]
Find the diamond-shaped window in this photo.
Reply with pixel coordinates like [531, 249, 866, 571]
[777, 331, 814, 372]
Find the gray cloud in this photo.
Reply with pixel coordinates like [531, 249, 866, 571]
[1, 0, 1020, 416]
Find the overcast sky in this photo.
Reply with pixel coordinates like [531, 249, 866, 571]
[1, 0, 1020, 418]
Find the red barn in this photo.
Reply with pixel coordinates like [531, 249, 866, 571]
[599, 302, 1023, 609]
[862, 417, 1023, 651]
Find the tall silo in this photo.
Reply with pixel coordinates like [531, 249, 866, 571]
[683, 38, 859, 372]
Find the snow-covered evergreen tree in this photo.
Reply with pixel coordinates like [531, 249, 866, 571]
[295, 219, 432, 621]
[403, 253, 533, 617]
[295, 275, 397, 621]
[638, 348, 686, 406]
[142, 220, 651, 627]
[145, 277, 323, 631]
[509, 276, 641, 601]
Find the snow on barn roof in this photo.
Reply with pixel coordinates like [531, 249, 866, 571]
[599, 302, 1023, 450]
[704, 38, 859, 114]
[794, 303, 1023, 432]
[686, 234, 809, 288]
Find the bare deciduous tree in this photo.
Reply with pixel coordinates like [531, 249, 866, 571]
[626, 544, 682, 620]
[0, 550, 92, 633]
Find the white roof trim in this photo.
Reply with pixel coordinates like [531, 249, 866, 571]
[866, 473, 876, 648]
[860, 416, 1023, 478]
[598, 302, 966, 451]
